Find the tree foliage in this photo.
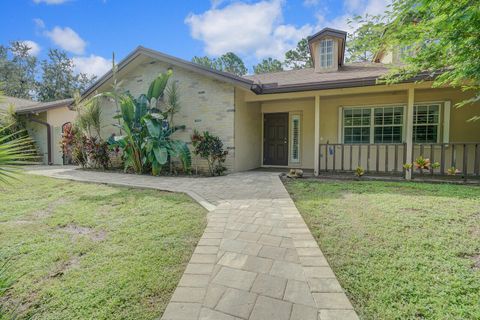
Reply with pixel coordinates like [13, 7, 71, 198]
[0, 43, 95, 102]
[284, 38, 313, 69]
[346, 15, 386, 62]
[380, 0, 480, 111]
[192, 52, 247, 76]
[0, 42, 37, 99]
[253, 58, 284, 74]
[38, 49, 95, 102]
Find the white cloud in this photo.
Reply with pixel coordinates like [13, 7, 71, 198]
[45, 26, 86, 54]
[21, 40, 41, 56]
[33, 0, 68, 4]
[316, 0, 391, 33]
[185, 0, 313, 60]
[34, 18, 45, 29]
[73, 55, 111, 77]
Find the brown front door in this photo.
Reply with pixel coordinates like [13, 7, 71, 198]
[264, 113, 289, 166]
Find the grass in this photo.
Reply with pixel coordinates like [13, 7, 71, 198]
[285, 179, 480, 320]
[0, 175, 206, 320]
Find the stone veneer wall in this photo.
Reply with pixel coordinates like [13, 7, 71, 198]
[97, 59, 236, 173]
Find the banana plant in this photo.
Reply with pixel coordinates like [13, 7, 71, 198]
[104, 71, 191, 175]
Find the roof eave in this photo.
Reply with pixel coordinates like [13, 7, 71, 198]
[16, 99, 74, 114]
[255, 73, 439, 94]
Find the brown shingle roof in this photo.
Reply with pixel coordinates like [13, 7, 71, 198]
[0, 96, 38, 111]
[0, 96, 73, 113]
[244, 62, 390, 87]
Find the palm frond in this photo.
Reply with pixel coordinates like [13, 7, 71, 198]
[0, 125, 39, 184]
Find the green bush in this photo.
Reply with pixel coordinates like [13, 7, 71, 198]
[191, 130, 228, 176]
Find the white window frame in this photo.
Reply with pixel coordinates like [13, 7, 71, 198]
[319, 39, 333, 68]
[290, 114, 301, 163]
[339, 102, 447, 144]
[373, 106, 405, 144]
[342, 107, 372, 144]
[341, 104, 406, 144]
[413, 103, 442, 144]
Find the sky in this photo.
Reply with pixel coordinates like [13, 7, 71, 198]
[0, 0, 390, 76]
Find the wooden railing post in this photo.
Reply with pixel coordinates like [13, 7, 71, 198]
[405, 87, 415, 180]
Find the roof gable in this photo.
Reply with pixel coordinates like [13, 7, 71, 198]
[81, 46, 254, 99]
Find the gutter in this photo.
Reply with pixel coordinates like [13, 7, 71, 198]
[27, 117, 52, 165]
[253, 72, 441, 95]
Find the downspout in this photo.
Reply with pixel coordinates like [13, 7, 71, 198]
[28, 117, 53, 165]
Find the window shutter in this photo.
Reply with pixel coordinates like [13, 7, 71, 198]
[291, 115, 301, 163]
[443, 101, 451, 143]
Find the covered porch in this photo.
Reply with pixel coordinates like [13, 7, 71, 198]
[236, 82, 480, 180]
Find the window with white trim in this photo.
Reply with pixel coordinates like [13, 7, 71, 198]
[413, 104, 440, 143]
[343, 108, 371, 143]
[343, 106, 404, 144]
[291, 115, 301, 163]
[374, 106, 404, 143]
[319, 39, 333, 68]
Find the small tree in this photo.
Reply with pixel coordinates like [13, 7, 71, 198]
[284, 38, 313, 70]
[346, 15, 386, 63]
[191, 130, 228, 176]
[381, 0, 480, 112]
[192, 52, 247, 76]
[253, 58, 284, 74]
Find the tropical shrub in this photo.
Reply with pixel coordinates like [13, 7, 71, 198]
[99, 70, 191, 175]
[61, 93, 113, 169]
[403, 163, 412, 171]
[354, 166, 365, 178]
[447, 167, 461, 175]
[413, 156, 442, 174]
[84, 137, 110, 169]
[191, 130, 228, 176]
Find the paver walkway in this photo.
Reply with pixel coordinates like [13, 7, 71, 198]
[26, 166, 358, 320]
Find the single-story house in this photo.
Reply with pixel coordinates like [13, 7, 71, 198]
[13, 28, 480, 178]
[1, 96, 75, 165]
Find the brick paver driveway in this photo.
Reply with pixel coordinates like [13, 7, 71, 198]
[26, 166, 358, 320]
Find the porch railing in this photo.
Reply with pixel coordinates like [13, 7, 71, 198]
[319, 142, 480, 178]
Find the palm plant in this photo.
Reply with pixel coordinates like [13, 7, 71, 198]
[74, 92, 102, 139]
[0, 125, 38, 183]
[0, 92, 38, 183]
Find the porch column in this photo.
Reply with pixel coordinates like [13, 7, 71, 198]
[314, 95, 320, 176]
[405, 87, 415, 180]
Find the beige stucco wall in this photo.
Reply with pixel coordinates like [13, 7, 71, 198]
[47, 107, 76, 165]
[234, 89, 262, 171]
[261, 98, 315, 169]
[93, 57, 236, 173]
[25, 107, 76, 165]
[25, 112, 48, 164]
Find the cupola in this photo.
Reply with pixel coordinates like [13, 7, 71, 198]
[307, 28, 347, 73]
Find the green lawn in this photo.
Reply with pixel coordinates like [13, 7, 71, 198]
[285, 179, 480, 320]
[0, 175, 206, 320]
